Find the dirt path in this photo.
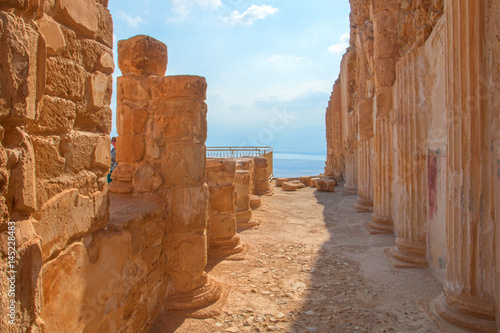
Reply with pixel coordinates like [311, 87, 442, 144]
[151, 182, 452, 333]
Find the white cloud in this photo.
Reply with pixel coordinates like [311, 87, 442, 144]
[119, 11, 147, 28]
[266, 55, 304, 64]
[222, 4, 278, 26]
[328, 32, 350, 53]
[171, 0, 222, 17]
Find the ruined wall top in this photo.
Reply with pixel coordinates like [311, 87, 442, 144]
[118, 35, 168, 76]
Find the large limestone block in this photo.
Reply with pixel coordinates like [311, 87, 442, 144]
[95, 3, 113, 48]
[208, 185, 235, 212]
[299, 176, 313, 187]
[165, 184, 208, 234]
[4, 129, 37, 213]
[93, 136, 111, 168]
[75, 103, 112, 134]
[31, 135, 65, 179]
[31, 95, 76, 133]
[149, 99, 207, 145]
[118, 35, 168, 76]
[282, 182, 301, 191]
[206, 159, 236, 187]
[45, 57, 86, 101]
[54, 0, 98, 37]
[34, 189, 94, 260]
[97, 51, 114, 75]
[41, 232, 133, 333]
[61, 132, 108, 172]
[149, 75, 207, 101]
[88, 72, 112, 108]
[0, 12, 45, 119]
[36, 15, 65, 55]
[315, 179, 336, 192]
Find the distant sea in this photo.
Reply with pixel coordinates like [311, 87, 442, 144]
[273, 153, 326, 178]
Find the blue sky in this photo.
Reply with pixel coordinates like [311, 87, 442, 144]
[108, 0, 350, 155]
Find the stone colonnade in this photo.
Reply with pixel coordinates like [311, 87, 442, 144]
[324, 0, 500, 331]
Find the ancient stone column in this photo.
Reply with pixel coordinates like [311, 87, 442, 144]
[339, 51, 358, 195]
[235, 159, 259, 229]
[368, 0, 398, 233]
[343, 148, 358, 195]
[434, 1, 497, 331]
[115, 35, 222, 312]
[389, 46, 428, 268]
[206, 159, 246, 258]
[325, 98, 334, 177]
[254, 157, 271, 195]
[355, 99, 374, 212]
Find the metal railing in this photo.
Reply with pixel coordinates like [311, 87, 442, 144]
[206, 146, 273, 179]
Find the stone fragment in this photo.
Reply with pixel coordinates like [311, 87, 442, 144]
[45, 57, 86, 101]
[54, 0, 98, 37]
[34, 189, 94, 260]
[93, 136, 111, 168]
[88, 72, 112, 108]
[275, 178, 287, 187]
[95, 4, 113, 48]
[75, 102, 112, 133]
[310, 177, 321, 187]
[41, 233, 132, 333]
[31, 135, 65, 179]
[31, 95, 76, 133]
[299, 176, 313, 187]
[97, 51, 114, 74]
[315, 179, 335, 192]
[60, 132, 106, 172]
[0, 11, 45, 119]
[282, 182, 301, 191]
[37, 15, 65, 55]
[118, 35, 168, 76]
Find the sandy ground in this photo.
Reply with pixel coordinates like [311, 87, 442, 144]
[150, 182, 467, 333]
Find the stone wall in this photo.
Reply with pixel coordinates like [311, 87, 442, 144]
[0, 1, 112, 332]
[324, 0, 500, 331]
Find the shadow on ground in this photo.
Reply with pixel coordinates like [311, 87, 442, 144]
[290, 181, 441, 333]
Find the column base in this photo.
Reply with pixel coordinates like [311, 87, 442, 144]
[342, 184, 357, 195]
[367, 213, 393, 234]
[389, 237, 427, 268]
[166, 277, 223, 313]
[354, 196, 373, 212]
[209, 235, 247, 259]
[236, 210, 260, 230]
[434, 288, 496, 333]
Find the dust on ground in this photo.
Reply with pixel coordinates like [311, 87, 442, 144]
[150, 182, 449, 333]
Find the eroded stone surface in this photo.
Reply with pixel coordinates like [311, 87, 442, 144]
[118, 35, 168, 76]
